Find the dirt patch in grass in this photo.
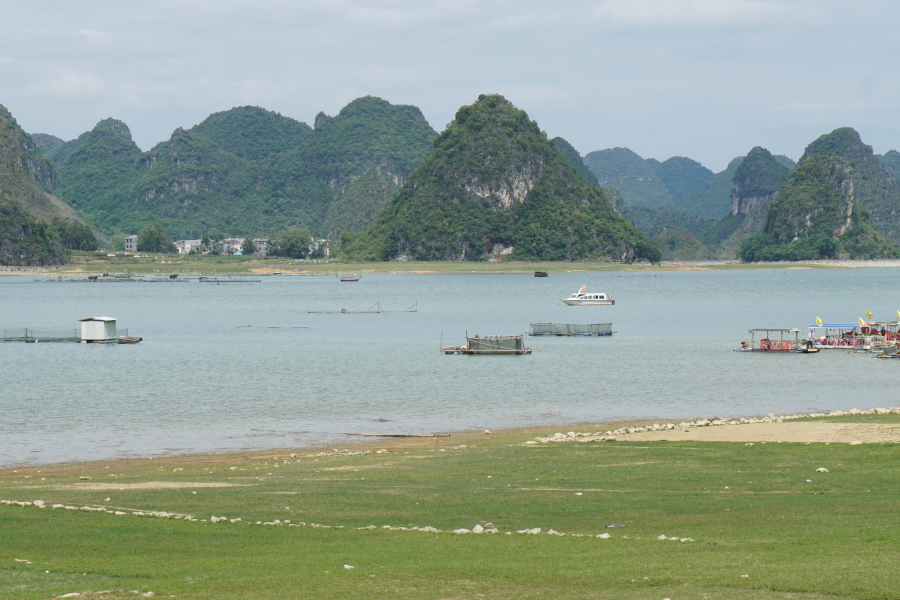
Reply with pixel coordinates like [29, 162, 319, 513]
[625, 421, 900, 443]
[51, 481, 249, 491]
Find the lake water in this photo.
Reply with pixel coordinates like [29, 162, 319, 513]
[2, 268, 899, 466]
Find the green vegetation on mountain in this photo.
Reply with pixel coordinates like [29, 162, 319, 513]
[344, 95, 659, 262]
[773, 154, 796, 170]
[582, 147, 671, 207]
[551, 137, 599, 186]
[730, 147, 791, 211]
[51, 97, 437, 239]
[31, 133, 65, 161]
[877, 150, 900, 181]
[699, 213, 744, 250]
[800, 127, 900, 243]
[738, 155, 900, 261]
[54, 119, 143, 232]
[620, 205, 717, 241]
[716, 147, 792, 258]
[0, 104, 96, 264]
[1, 105, 58, 215]
[651, 225, 712, 260]
[192, 106, 312, 161]
[646, 156, 714, 202]
[675, 156, 743, 218]
[0, 198, 67, 265]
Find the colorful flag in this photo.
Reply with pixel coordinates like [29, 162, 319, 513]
[815, 317, 823, 326]
[858, 317, 866, 327]
[865, 310, 873, 320]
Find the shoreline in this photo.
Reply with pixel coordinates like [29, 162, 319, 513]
[5, 257, 893, 277]
[5, 406, 898, 475]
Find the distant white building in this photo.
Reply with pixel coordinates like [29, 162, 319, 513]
[253, 238, 269, 255]
[124, 235, 138, 253]
[222, 238, 244, 255]
[313, 239, 330, 257]
[175, 240, 202, 254]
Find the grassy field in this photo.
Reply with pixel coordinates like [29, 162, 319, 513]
[18, 251, 845, 276]
[2, 422, 899, 599]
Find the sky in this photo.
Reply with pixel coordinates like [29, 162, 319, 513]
[2, 0, 898, 172]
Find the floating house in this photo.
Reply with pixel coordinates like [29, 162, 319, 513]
[79, 317, 118, 342]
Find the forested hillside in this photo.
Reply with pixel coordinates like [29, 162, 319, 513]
[800, 128, 900, 243]
[0, 104, 95, 265]
[551, 137, 600, 186]
[878, 150, 900, 181]
[739, 154, 900, 261]
[344, 95, 659, 262]
[582, 147, 671, 207]
[46, 97, 437, 239]
[646, 156, 714, 203]
[716, 147, 792, 258]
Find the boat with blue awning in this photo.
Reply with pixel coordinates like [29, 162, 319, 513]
[808, 323, 885, 350]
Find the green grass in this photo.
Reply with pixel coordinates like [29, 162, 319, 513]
[2, 434, 899, 599]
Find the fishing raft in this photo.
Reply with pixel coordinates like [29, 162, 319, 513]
[441, 334, 532, 355]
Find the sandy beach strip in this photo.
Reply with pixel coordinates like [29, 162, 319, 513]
[623, 420, 900, 443]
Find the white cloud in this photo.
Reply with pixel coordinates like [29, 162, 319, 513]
[1, 0, 898, 168]
[75, 29, 112, 39]
[774, 101, 899, 113]
[591, 0, 814, 29]
[0, 59, 106, 101]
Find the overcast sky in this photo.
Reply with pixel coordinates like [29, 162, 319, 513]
[2, 0, 898, 171]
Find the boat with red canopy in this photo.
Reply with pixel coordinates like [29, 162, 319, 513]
[735, 329, 810, 353]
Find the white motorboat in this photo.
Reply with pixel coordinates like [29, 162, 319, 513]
[562, 285, 614, 306]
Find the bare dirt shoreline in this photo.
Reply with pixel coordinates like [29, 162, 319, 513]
[624, 420, 900, 443]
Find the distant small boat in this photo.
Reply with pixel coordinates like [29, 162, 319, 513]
[340, 274, 360, 282]
[272, 270, 282, 275]
[562, 285, 614, 305]
[534, 271, 548, 277]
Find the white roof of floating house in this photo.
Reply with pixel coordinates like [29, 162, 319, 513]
[80, 317, 118, 341]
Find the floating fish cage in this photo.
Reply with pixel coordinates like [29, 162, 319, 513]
[442, 334, 532, 355]
[529, 323, 613, 336]
[0, 328, 80, 342]
[0, 317, 140, 344]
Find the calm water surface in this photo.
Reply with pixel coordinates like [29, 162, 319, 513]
[2, 268, 899, 466]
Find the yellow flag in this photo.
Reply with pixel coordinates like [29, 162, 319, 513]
[815, 316, 823, 326]
[897, 309, 900, 320]
[865, 310, 873, 320]
[858, 317, 866, 327]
